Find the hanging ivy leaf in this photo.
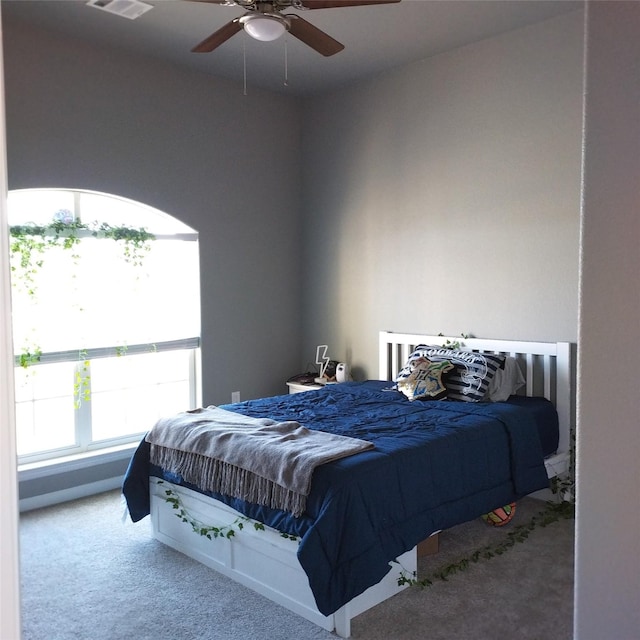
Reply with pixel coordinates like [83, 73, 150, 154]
[9, 220, 155, 377]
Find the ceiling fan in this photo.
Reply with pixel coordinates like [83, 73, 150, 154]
[187, 0, 401, 57]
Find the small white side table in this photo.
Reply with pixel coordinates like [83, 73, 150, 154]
[286, 381, 323, 394]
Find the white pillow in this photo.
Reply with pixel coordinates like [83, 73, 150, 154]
[484, 357, 525, 402]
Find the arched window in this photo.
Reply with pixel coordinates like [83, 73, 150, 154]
[9, 189, 200, 462]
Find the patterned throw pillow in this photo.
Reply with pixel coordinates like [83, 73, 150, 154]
[397, 345, 505, 402]
[397, 357, 453, 401]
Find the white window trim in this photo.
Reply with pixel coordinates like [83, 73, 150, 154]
[10, 188, 201, 467]
[16, 339, 202, 465]
[17, 337, 201, 366]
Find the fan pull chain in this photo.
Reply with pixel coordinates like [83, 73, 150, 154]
[284, 37, 288, 87]
[243, 38, 248, 96]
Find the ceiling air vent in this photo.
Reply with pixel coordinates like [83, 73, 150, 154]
[86, 0, 153, 20]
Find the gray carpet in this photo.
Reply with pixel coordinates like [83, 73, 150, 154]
[19, 491, 574, 639]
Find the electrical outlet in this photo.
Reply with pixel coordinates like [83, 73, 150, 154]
[231, 391, 240, 403]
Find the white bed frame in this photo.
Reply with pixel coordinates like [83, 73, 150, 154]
[378, 332, 573, 479]
[150, 331, 573, 638]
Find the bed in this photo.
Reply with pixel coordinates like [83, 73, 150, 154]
[122, 331, 573, 638]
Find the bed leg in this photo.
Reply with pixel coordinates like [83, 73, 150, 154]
[333, 604, 352, 638]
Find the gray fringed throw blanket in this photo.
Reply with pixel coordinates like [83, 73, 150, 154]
[146, 406, 374, 517]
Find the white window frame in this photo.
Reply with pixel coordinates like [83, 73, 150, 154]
[10, 188, 201, 465]
[15, 338, 201, 465]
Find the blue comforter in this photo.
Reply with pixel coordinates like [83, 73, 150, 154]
[122, 381, 551, 616]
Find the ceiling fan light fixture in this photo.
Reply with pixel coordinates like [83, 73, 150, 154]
[240, 14, 289, 42]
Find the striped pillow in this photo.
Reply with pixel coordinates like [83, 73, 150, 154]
[396, 345, 505, 402]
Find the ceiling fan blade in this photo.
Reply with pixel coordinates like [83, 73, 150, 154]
[287, 15, 344, 57]
[191, 18, 243, 53]
[299, 0, 401, 8]
[185, 0, 400, 5]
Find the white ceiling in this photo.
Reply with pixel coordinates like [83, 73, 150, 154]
[2, 0, 583, 96]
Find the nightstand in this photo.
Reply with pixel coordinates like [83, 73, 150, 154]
[286, 381, 323, 394]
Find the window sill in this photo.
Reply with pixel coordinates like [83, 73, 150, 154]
[18, 443, 138, 481]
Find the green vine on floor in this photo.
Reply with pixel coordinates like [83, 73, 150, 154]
[418, 330, 577, 588]
[160, 483, 299, 542]
[550, 430, 577, 503]
[395, 499, 574, 589]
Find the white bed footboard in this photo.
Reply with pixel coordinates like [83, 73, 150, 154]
[150, 478, 416, 638]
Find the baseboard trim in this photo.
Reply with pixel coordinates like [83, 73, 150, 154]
[19, 476, 123, 512]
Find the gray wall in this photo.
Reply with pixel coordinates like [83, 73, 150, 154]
[300, 11, 583, 377]
[7, 5, 640, 638]
[3, 16, 303, 406]
[576, 2, 640, 637]
[2, 11, 584, 403]
[5, 0, 585, 523]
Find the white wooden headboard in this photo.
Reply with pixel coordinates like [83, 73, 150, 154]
[378, 331, 573, 478]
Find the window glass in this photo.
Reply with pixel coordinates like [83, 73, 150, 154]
[9, 189, 201, 462]
[79, 191, 196, 235]
[14, 363, 76, 456]
[11, 235, 200, 353]
[90, 351, 192, 442]
[7, 190, 75, 225]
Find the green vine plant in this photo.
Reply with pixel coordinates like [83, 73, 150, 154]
[437, 332, 470, 350]
[10, 232, 45, 298]
[160, 482, 299, 543]
[9, 217, 155, 382]
[16, 326, 43, 379]
[10, 219, 154, 300]
[93, 222, 153, 267]
[550, 429, 577, 503]
[73, 350, 91, 409]
[115, 345, 128, 358]
[10, 220, 85, 298]
[394, 435, 576, 590]
[395, 499, 574, 589]
[161, 478, 573, 588]
[18, 347, 42, 369]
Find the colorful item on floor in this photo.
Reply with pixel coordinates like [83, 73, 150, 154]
[481, 502, 516, 526]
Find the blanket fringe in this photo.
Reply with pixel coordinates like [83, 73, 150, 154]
[150, 444, 307, 517]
